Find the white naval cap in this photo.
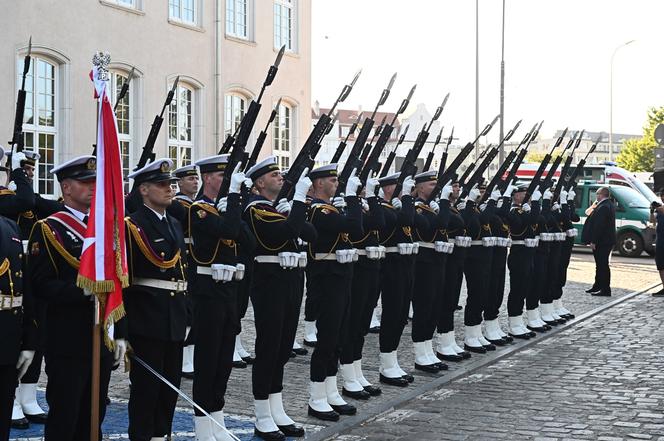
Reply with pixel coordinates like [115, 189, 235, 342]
[308, 163, 338, 180]
[194, 154, 229, 174]
[414, 170, 437, 184]
[174, 164, 198, 178]
[378, 172, 400, 186]
[51, 155, 96, 182]
[246, 156, 280, 181]
[127, 158, 177, 185]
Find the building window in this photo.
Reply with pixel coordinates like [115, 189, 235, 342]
[168, 84, 193, 170]
[18, 57, 57, 195]
[273, 103, 291, 168]
[169, 0, 197, 25]
[224, 94, 247, 138]
[109, 72, 133, 192]
[274, 0, 296, 51]
[226, 0, 248, 38]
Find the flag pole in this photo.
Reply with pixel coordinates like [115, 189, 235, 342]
[91, 296, 101, 441]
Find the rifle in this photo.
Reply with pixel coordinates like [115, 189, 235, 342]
[423, 126, 444, 172]
[477, 119, 523, 203]
[359, 85, 419, 186]
[497, 120, 542, 193]
[424, 128, 455, 203]
[217, 46, 286, 202]
[360, 115, 387, 163]
[455, 114, 501, 184]
[244, 98, 282, 172]
[274, 69, 361, 204]
[330, 112, 362, 164]
[523, 126, 568, 201]
[7, 37, 32, 170]
[551, 130, 586, 200]
[563, 133, 602, 191]
[332, 74, 399, 198]
[380, 124, 409, 177]
[539, 130, 582, 194]
[391, 93, 449, 198]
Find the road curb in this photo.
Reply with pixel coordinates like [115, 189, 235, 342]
[306, 281, 662, 441]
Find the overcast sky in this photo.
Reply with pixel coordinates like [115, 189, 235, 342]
[311, 0, 664, 143]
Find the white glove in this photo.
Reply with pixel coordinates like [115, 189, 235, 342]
[456, 201, 467, 210]
[479, 202, 487, 212]
[332, 196, 347, 209]
[228, 163, 246, 194]
[497, 198, 504, 208]
[16, 350, 35, 380]
[567, 189, 576, 201]
[543, 189, 553, 200]
[365, 176, 379, 197]
[552, 202, 561, 211]
[429, 200, 440, 213]
[522, 202, 531, 212]
[216, 197, 228, 213]
[361, 199, 369, 212]
[440, 180, 453, 201]
[293, 167, 311, 202]
[391, 197, 402, 210]
[7, 181, 17, 192]
[531, 186, 542, 202]
[345, 168, 361, 196]
[275, 198, 291, 214]
[378, 187, 385, 199]
[560, 190, 568, 205]
[401, 176, 415, 196]
[83, 288, 93, 297]
[503, 183, 517, 198]
[490, 188, 502, 201]
[12, 152, 27, 171]
[467, 185, 480, 202]
[113, 339, 127, 367]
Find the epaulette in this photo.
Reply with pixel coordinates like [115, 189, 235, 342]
[250, 205, 287, 221]
[190, 201, 219, 219]
[310, 203, 339, 214]
[125, 217, 181, 269]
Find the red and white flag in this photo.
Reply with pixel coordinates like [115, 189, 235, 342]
[77, 63, 128, 348]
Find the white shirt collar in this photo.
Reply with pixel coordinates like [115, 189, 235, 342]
[65, 205, 88, 222]
[144, 204, 166, 221]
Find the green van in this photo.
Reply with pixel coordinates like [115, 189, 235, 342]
[573, 182, 656, 257]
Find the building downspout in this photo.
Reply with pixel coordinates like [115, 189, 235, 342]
[214, 0, 222, 150]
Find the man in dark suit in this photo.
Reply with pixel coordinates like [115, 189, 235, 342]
[585, 187, 616, 296]
[28, 155, 127, 441]
[124, 158, 189, 441]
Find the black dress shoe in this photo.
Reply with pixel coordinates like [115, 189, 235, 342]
[330, 403, 356, 415]
[591, 290, 611, 297]
[182, 371, 195, 380]
[487, 337, 507, 346]
[482, 343, 496, 351]
[509, 331, 531, 340]
[434, 361, 448, 371]
[652, 289, 664, 297]
[379, 373, 409, 387]
[25, 412, 48, 424]
[11, 417, 29, 430]
[232, 359, 247, 368]
[560, 313, 575, 319]
[278, 423, 305, 437]
[555, 316, 567, 324]
[437, 351, 463, 362]
[502, 335, 514, 343]
[363, 385, 382, 396]
[289, 351, 296, 358]
[342, 387, 371, 400]
[368, 326, 380, 334]
[307, 406, 339, 421]
[241, 355, 255, 364]
[542, 319, 559, 326]
[415, 363, 441, 373]
[254, 428, 285, 440]
[106, 396, 111, 405]
[526, 324, 549, 333]
[458, 350, 472, 359]
[585, 286, 600, 293]
[292, 347, 308, 356]
[303, 339, 317, 348]
[464, 344, 486, 354]
[402, 373, 414, 383]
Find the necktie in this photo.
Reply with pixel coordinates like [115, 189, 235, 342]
[83, 215, 89, 225]
[161, 217, 175, 242]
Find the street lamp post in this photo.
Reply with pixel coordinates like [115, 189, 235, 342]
[609, 39, 635, 161]
[499, 0, 506, 163]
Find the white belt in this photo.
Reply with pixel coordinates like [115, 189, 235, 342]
[554, 232, 567, 241]
[356, 246, 385, 260]
[184, 237, 192, 245]
[313, 253, 339, 261]
[133, 277, 187, 292]
[254, 255, 281, 264]
[197, 264, 245, 282]
[313, 249, 358, 263]
[255, 252, 307, 268]
[566, 228, 578, 238]
[511, 238, 538, 248]
[418, 242, 436, 249]
[539, 233, 554, 242]
[0, 295, 22, 310]
[384, 243, 418, 255]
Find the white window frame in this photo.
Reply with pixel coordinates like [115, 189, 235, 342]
[109, 71, 134, 193]
[273, 102, 293, 169]
[224, 93, 248, 139]
[168, 83, 195, 170]
[18, 56, 58, 196]
[226, 0, 254, 40]
[169, 0, 199, 26]
[274, 0, 297, 52]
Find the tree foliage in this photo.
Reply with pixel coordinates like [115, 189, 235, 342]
[525, 151, 547, 163]
[616, 106, 664, 171]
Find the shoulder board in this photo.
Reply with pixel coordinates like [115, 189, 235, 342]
[250, 205, 287, 221]
[0, 189, 16, 196]
[381, 202, 395, 209]
[47, 211, 87, 241]
[244, 199, 272, 212]
[190, 201, 219, 218]
[416, 204, 436, 214]
[310, 203, 338, 214]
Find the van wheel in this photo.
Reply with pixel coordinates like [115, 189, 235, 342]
[617, 231, 643, 257]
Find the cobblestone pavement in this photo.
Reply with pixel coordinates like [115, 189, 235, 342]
[335, 278, 664, 441]
[13, 249, 661, 440]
